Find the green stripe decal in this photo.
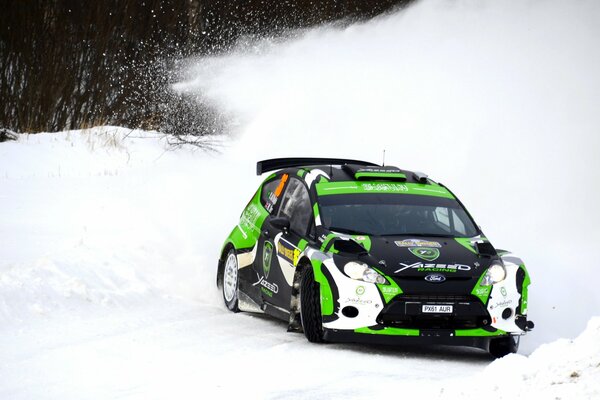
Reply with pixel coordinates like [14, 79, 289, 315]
[454, 237, 488, 254]
[352, 235, 371, 251]
[297, 239, 308, 251]
[471, 271, 492, 303]
[355, 327, 419, 336]
[376, 274, 403, 303]
[316, 181, 454, 198]
[455, 328, 507, 337]
[313, 202, 320, 218]
[320, 233, 337, 252]
[521, 264, 531, 314]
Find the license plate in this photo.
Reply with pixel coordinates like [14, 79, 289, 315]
[422, 305, 453, 313]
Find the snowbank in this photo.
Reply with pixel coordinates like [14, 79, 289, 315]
[455, 317, 600, 399]
[0, 127, 228, 328]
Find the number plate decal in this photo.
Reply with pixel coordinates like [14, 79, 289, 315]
[422, 305, 453, 313]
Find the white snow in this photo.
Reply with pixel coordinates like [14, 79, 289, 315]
[2, 0, 600, 398]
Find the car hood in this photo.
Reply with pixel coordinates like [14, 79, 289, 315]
[332, 235, 499, 293]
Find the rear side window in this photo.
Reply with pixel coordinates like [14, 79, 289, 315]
[278, 178, 312, 236]
[261, 174, 289, 214]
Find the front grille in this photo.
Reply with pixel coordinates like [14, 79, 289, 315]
[377, 294, 490, 330]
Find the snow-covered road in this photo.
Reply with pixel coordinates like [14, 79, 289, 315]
[0, 130, 488, 399]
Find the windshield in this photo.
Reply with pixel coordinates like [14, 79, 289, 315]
[318, 193, 479, 237]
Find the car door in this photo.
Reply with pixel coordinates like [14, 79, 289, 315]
[255, 177, 313, 311]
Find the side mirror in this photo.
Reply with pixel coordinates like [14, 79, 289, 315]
[269, 216, 291, 232]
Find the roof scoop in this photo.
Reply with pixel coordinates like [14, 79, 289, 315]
[342, 165, 407, 181]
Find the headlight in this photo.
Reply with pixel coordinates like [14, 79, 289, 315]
[344, 261, 387, 284]
[481, 263, 507, 286]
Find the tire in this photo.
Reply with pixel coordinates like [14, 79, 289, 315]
[489, 335, 520, 358]
[300, 267, 324, 342]
[222, 248, 240, 312]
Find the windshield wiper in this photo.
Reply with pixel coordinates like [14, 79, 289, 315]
[327, 226, 372, 236]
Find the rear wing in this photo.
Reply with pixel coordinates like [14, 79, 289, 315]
[256, 157, 379, 175]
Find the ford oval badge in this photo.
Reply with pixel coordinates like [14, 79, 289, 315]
[425, 274, 446, 283]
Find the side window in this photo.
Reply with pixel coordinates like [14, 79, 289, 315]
[278, 178, 312, 236]
[451, 210, 467, 235]
[261, 174, 288, 214]
[434, 207, 450, 229]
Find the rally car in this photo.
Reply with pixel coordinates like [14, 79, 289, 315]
[217, 158, 534, 358]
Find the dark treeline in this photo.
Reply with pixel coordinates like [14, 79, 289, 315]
[0, 0, 412, 139]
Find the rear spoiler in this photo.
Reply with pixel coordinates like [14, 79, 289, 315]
[256, 157, 379, 175]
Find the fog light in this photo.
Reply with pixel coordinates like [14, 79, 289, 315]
[342, 306, 359, 318]
[502, 308, 513, 320]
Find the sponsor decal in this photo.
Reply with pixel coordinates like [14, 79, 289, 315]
[409, 247, 440, 261]
[239, 204, 262, 237]
[490, 299, 512, 310]
[500, 287, 507, 297]
[254, 275, 279, 295]
[380, 286, 400, 295]
[265, 201, 274, 213]
[395, 239, 442, 248]
[356, 286, 365, 296]
[263, 241, 273, 278]
[344, 297, 372, 305]
[474, 287, 491, 297]
[277, 241, 300, 266]
[362, 183, 409, 192]
[264, 174, 288, 213]
[424, 273, 446, 283]
[274, 174, 289, 197]
[394, 262, 472, 274]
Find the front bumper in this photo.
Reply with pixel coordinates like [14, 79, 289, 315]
[323, 326, 510, 351]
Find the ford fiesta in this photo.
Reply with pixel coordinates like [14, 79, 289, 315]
[217, 158, 534, 358]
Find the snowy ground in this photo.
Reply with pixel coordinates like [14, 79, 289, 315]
[3, 0, 600, 398]
[1, 128, 599, 399]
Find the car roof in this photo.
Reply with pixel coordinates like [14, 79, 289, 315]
[257, 158, 431, 184]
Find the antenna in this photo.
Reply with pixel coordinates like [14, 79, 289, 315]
[382, 149, 386, 166]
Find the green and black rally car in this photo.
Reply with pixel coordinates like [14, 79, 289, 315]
[217, 158, 534, 357]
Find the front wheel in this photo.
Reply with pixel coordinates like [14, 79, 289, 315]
[300, 268, 324, 342]
[222, 248, 240, 312]
[489, 335, 520, 358]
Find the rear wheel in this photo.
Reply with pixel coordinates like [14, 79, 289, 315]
[222, 248, 239, 312]
[489, 335, 520, 358]
[300, 268, 324, 342]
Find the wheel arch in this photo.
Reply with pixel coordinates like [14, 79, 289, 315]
[287, 256, 313, 332]
[217, 242, 235, 288]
